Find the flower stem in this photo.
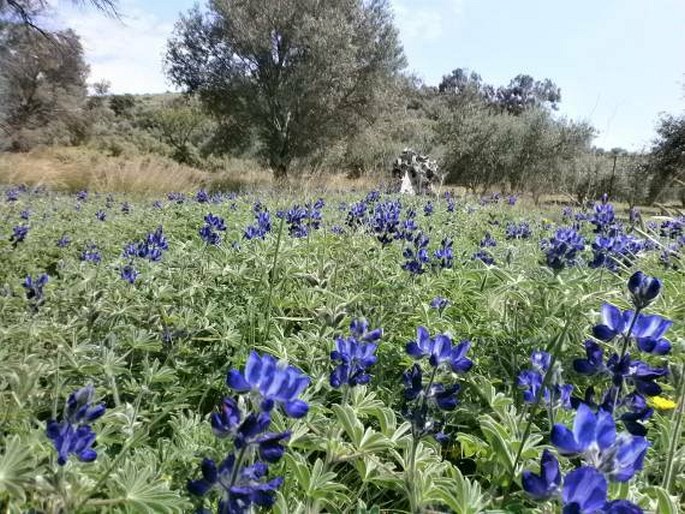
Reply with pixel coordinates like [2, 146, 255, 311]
[263, 217, 285, 343]
[662, 364, 685, 492]
[506, 324, 567, 496]
[612, 307, 641, 413]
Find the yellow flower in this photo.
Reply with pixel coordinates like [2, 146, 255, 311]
[648, 396, 677, 410]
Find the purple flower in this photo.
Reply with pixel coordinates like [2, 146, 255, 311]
[210, 398, 290, 463]
[10, 225, 29, 244]
[627, 271, 661, 309]
[562, 466, 608, 514]
[551, 404, 649, 482]
[593, 304, 672, 355]
[406, 327, 473, 373]
[522, 449, 561, 500]
[80, 245, 101, 263]
[330, 333, 379, 388]
[226, 352, 310, 418]
[120, 264, 138, 284]
[542, 227, 585, 271]
[46, 384, 105, 466]
[187, 454, 284, 510]
[23, 273, 48, 303]
[430, 296, 449, 311]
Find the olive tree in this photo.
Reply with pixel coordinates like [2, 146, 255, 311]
[165, 0, 406, 178]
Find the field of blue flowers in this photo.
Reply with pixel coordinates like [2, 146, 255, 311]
[0, 185, 683, 513]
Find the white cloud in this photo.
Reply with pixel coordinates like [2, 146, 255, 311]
[392, 0, 464, 44]
[53, 0, 178, 94]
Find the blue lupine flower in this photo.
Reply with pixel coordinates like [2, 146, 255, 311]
[346, 201, 367, 228]
[627, 271, 661, 309]
[434, 238, 453, 268]
[402, 364, 461, 411]
[365, 191, 380, 203]
[406, 327, 473, 373]
[472, 249, 494, 265]
[603, 500, 643, 514]
[200, 224, 222, 246]
[244, 210, 272, 240]
[402, 232, 430, 275]
[424, 202, 434, 216]
[573, 340, 605, 375]
[593, 303, 672, 355]
[120, 264, 138, 284]
[57, 235, 71, 247]
[507, 195, 518, 205]
[660, 218, 683, 239]
[96, 210, 107, 221]
[542, 227, 585, 271]
[349, 318, 383, 342]
[628, 207, 641, 226]
[210, 398, 290, 463]
[619, 393, 654, 436]
[121, 202, 131, 214]
[10, 225, 29, 243]
[446, 197, 456, 212]
[480, 232, 497, 247]
[430, 296, 449, 311]
[205, 213, 227, 232]
[46, 384, 106, 466]
[518, 351, 573, 409]
[20, 209, 30, 220]
[167, 191, 185, 204]
[188, 454, 284, 511]
[196, 189, 210, 203]
[5, 188, 19, 202]
[505, 222, 531, 240]
[522, 449, 561, 500]
[590, 202, 615, 233]
[562, 466, 607, 514]
[153, 200, 163, 209]
[371, 200, 402, 245]
[606, 354, 667, 396]
[76, 190, 88, 201]
[551, 404, 649, 482]
[80, 245, 102, 263]
[330, 334, 378, 388]
[23, 274, 48, 303]
[226, 352, 310, 418]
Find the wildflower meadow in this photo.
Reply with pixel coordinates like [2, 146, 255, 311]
[0, 186, 683, 513]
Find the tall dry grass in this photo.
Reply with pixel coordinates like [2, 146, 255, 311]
[0, 147, 383, 195]
[0, 147, 207, 193]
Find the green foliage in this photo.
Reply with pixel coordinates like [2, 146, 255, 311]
[0, 24, 90, 151]
[165, 0, 406, 177]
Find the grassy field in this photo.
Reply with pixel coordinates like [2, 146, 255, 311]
[0, 185, 683, 513]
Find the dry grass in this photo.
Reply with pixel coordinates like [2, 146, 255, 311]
[0, 147, 385, 195]
[0, 147, 207, 193]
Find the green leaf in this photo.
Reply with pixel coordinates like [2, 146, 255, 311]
[109, 460, 189, 513]
[0, 436, 34, 501]
[478, 415, 514, 472]
[644, 486, 679, 514]
[332, 404, 363, 446]
[435, 465, 487, 514]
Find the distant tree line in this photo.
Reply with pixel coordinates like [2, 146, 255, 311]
[0, 0, 683, 205]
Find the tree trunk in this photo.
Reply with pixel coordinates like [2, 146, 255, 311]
[272, 160, 288, 180]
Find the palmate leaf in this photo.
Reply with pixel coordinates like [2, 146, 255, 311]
[0, 436, 35, 502]
[108, 460, 189, 513]
[434, 465, 488, 514]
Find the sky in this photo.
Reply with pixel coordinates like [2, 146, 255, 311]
[49, 0, 685, 151]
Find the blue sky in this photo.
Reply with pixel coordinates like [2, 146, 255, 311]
[53, 0, 685, 150]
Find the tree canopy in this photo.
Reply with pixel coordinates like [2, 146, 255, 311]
[165, 0, 406, 177]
